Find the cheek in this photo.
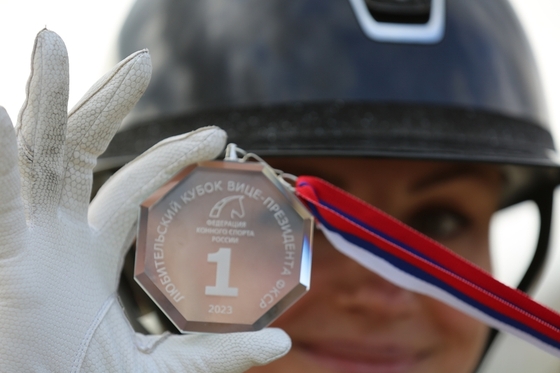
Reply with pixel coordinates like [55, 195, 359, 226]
[422, 296, 490, 372]
[249, 232, 491, 373]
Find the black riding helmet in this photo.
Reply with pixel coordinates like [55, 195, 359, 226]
[99, 0, 560, 365]
[105, 0, 559, 203]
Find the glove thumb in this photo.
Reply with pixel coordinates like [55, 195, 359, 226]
[140, 328, 291, 372]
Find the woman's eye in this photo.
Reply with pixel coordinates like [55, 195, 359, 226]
[406, 208, 470, 241]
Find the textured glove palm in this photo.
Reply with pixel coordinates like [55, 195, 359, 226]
[0, 30, 290, 372]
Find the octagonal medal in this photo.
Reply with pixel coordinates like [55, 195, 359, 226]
[135, 159, 313, 333]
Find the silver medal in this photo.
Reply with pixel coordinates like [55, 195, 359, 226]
[135, 145, 313, 333]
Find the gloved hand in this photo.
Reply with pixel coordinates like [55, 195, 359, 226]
[0, 29, 290, 372]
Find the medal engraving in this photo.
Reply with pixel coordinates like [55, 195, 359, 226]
[135, 160, 313, 333]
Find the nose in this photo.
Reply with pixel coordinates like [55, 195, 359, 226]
[336, 264, 417, 317]
[314, 232, 419, 319]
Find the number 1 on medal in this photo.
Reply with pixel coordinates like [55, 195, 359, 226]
[205, 248, 239, 297]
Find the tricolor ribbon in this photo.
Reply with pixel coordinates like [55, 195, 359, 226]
[295, 176, 560, 358]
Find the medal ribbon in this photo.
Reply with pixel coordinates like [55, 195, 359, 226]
[295, 175, 560, 358]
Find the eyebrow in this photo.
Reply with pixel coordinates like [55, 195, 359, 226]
[410, 166, 495, 193]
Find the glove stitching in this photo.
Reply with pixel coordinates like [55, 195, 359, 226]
[128, 126, 216, 164]
[15, 29, 42, 143]
[59, 52, 149, 219]
[67, 50, 147, 118]
[18, 142, 34, 163]
[59, 61, 140, 216]
[135, 332, 172, 354]
[260, 342, 291, 365]
[71, 293, 116, 373]
[96, 127, 219, 235]
[109, 224, 137, 290]
[30, 31, 53, 173]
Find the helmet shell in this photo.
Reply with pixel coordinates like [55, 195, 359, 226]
[105, 0, 560, 358]
[103, 0, 560, 204]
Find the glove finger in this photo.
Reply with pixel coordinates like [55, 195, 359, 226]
[0, 107, 26, 257]
[142, 328, 291, 372]
[16, 29, 69, 220]
[89, 127, 226, 273]
[61, 50, 151, 222]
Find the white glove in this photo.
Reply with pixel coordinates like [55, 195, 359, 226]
[0, 29, 290, 372]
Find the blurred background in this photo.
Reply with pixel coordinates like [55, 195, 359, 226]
[0, 0, 559, 371]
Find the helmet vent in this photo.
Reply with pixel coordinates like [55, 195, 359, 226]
[347, 0, 445, 44]
[365, 0, 431, 24]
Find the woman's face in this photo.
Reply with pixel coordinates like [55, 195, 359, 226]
[249, 158, 503, 373]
